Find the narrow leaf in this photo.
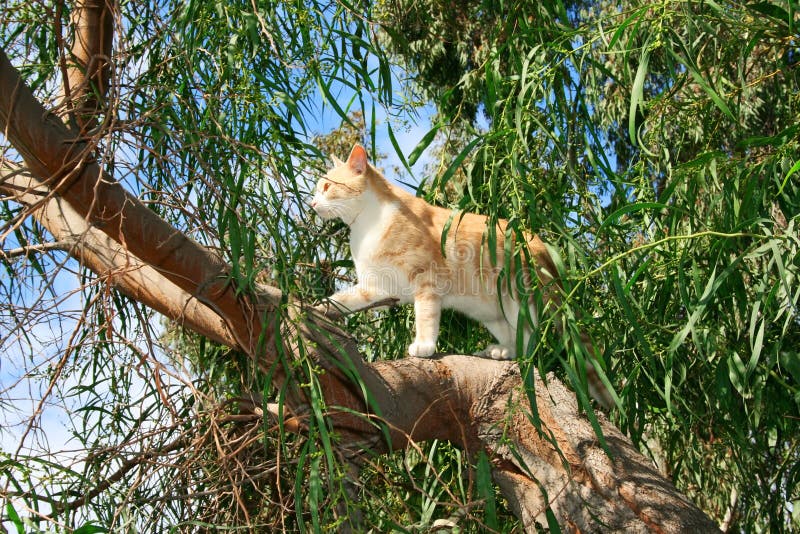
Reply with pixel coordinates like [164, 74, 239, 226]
[387, 122, 411, 175]
[476, 451, 498, 529]
[408, 123, 441, 166]
[599, 202, 669, 230]
[5, 503, 24, 534]
[629, 47, 649, 146]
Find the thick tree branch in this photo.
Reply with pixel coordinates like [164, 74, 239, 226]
[0, 162, 238, 347]
[298, 310, 721, 531]
[0, 47, 280, 357]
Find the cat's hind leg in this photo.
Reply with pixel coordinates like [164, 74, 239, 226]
[408, 292, 442, 358]
[475, 344, 514, 360]
[475, 319, 516, 360]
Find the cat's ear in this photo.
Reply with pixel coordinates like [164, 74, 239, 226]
[347, 144, 368, 174]
[330, 154, 345, 167]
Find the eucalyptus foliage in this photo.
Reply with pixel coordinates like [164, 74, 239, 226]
[0, 0, 798, 532]
[379, 0, 800, 530]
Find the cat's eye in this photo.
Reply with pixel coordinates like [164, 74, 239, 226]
[322, 182, 331, 192]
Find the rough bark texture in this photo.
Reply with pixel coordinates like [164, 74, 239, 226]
[0, 6, 722, 530]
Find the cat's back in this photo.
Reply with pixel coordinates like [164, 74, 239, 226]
[371, 186, 447, 266]
[372, 179, 554, 282]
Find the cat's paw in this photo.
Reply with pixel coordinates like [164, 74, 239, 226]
[408, 340, 437, 358]
[311, 299, 343, 319]
[475, 344, 515, 360]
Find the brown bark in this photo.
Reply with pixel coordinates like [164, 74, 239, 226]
[0, 6, 722, 530]
[62, 0, 114, 131]
[0, 47, 279, 358]
[0, 162, 238, 347]
[298, 311, 721, 531]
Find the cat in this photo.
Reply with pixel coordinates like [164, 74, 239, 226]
[311, 144, 613, 408]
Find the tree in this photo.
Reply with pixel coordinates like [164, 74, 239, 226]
[377, 1, 800, 530]
[0, 1, 795, 533]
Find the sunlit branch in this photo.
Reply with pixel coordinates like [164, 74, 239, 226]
[0, 240, 76, 259]
[0, 162, 240, 348]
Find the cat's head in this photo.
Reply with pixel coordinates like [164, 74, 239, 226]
[311, 144, 371, 224]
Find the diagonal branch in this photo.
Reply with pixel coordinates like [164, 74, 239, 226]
[0, 47, 280, 357]
[0, 161, 238, 347]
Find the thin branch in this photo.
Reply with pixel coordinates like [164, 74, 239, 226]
[51, 432, 192, 517]
[1, 239, 75, 259]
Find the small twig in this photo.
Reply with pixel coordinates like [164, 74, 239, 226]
[51, 433, 191, 518]
[1, 240, 76, 259]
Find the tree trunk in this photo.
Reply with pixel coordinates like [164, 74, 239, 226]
[0, 9, 721, 531]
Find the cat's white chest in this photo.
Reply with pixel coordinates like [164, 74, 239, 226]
[347, 199, 412, 300]
[348, 199, 397, 262]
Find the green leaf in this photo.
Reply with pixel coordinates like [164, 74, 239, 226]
[737, 124, 800, 149]
[609, 5, 649, 48]
[728, 351, 748, 396]
[74, 525, 109, 534]
[749, 319, 765, 374]
[629, 46, 649, 147]
[545, 506, 562, 533]
[387, 122, 412, 175]
[437, 136, 482, 192]
[667, 46, 735, 121]
[5, 502, 24, 534]
[599, 202, 669, 231]
[408, 123, 441, 166]
[611, 267, 655, 361]
[439, 210, 465, 259]
[669, 254, 742, 355]
[747, 2, 792, 25]
[476, 451, 498, 529]
[778, 159, 800, 196]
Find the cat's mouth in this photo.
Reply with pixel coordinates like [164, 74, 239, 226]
[310, 201, 336, 221]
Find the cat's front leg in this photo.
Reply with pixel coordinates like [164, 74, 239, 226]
[408, 292, 442, 358]
[319, 284, 389, 317]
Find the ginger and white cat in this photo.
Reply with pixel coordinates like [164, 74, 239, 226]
[311, 145, 613, 407]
